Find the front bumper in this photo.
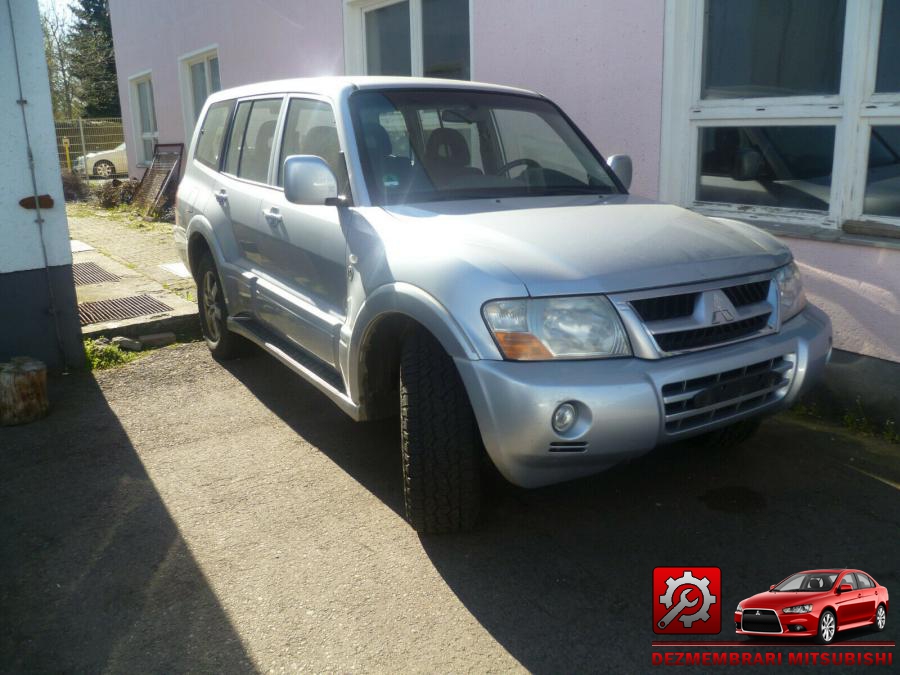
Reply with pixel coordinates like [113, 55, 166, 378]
[456, 304, 832, 488]
[734, 611, 817, 636]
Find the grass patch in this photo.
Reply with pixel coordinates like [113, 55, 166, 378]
[83, 339, 142, 370]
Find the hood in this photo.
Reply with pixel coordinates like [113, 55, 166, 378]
[741, 590, 826, 610]
[382, 195, 790, 295]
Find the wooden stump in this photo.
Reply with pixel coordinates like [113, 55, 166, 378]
[0, 357, 49, 426]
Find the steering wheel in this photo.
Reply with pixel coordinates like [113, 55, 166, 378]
[495, 158, 542, 175]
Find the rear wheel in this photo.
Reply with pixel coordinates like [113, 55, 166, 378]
[400, 329, 482, 533]
[875, 604, 886, 631]
[196, 253, 245, 360]
[816, 610, 836, 644]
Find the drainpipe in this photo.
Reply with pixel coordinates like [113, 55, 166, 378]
[5, 0, 68, 371]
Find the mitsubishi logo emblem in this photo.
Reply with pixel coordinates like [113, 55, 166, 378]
[708, 290, 736, 325]
[755, 611, 761, 616]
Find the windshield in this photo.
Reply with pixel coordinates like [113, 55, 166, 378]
[349, 89, 621, 205]
[774, 572, 837, 592]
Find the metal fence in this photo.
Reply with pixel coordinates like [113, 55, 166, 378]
[54, 117, 125, 174]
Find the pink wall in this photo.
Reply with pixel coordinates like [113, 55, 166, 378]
[780, 238, 900, 364]
[109, 0, 344, 176]
[472, 0, 665, 198]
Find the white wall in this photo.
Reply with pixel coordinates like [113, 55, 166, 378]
[0, 0, 71, 274]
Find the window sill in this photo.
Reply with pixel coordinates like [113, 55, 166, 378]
[750, 220, 900, 252]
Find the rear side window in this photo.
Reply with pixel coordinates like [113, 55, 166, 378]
[222, 98, 283, 183]
[278, 98, 347, 188]
[195, 100, 233, 168]
[856, 574, 874, 589]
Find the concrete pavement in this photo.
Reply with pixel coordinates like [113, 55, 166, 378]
[1, 343, 897, 672]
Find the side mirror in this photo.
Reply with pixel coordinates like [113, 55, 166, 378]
[607, 154, 633, 190]
[283, 155, 338, 205]
[838, 583, 853, 594]
[732, 148, 763, 181]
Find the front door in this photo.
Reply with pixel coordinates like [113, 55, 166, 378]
[257, 97, 349, 367]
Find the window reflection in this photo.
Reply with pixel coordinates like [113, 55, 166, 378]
[864, 126, 900, 218]
[698, 126, 835, 210]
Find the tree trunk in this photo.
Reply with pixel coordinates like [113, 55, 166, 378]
[0, 358, 49, 426]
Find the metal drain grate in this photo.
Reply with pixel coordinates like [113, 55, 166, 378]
[78, 295, 172, 326]
[72, 261, 120, 286]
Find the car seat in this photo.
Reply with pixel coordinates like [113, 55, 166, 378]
[424, 127, 481, 185]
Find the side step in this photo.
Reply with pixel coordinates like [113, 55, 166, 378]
[227, 316, 361, 420]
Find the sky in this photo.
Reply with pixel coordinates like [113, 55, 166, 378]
[37, 0, 73, 22]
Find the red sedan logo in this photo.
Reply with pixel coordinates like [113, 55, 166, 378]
[735, 569, 890, 644]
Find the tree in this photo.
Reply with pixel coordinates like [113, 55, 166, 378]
[69, 0, 120, 117]
[41, 5, 81, 119]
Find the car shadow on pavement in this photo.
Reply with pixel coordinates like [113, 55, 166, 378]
[0, 371, 253, 673]
[418, 420, 899, 672]
[221, 349, 898, 672]
[221, 353, 405, 517]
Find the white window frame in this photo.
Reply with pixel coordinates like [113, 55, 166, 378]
[660, 0, 900, 235]
[128, 70, 158, 167]
[343, 0, 473, 79]
[179, 45, 221, 139]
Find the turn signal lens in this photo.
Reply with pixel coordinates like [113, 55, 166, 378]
[493, 332, 553, 360]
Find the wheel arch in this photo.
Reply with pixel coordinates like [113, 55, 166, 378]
[347, 283, 483, 420]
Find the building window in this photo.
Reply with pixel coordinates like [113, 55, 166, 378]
[180, 47, 222, 136]
[661, 0, 900, 235]
[346, 0, 470, 79]
[130, 73, 158, 165]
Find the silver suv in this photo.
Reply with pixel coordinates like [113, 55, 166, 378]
[175, 77, 832, 533]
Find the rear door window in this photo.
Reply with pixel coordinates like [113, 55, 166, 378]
[224, 101, 252, 175]
[194, 100, 233, 168]
[222, 98, 283, 183]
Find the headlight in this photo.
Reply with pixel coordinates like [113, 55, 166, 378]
[783, 604, 813, 614]
[736, 604, 743, 613]
[482, 295, 631, 360]
[775, 261, 806, 322]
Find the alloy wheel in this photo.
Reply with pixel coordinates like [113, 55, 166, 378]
[821, 612, 835, 642]
[95, 161, 114, 178]
[202, 269, 222, 343]
[877, 605, 886, 630]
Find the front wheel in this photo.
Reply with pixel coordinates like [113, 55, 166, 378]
[816, 610, 837, 644]
[400, 329, 483, 533]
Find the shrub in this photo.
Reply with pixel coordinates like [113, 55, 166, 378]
[61, 170, 90, 202]
[94, 178, 139, 208]
[83, 338, 139, 370]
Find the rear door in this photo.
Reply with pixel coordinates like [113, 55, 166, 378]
[217, 97, 285, 270]
[835, 572, 865, 625]
[256, 96, 349, 367]
[854, 573, 878, 623]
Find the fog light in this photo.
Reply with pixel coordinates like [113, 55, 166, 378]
[552, 402, 577, 433]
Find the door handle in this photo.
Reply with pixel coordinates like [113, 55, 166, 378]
[263, 207, 283, 225]
[214, 188, 228, 205]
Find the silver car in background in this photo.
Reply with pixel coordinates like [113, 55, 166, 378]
[175, 77, 832, 533]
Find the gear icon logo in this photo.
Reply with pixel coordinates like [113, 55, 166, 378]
[653, 567, 722, 634]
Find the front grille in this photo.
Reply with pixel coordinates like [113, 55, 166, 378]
[631, 293, 698, 322]
[661, 356, 792, 433]
[724, 280, 770, 307]
[741, 609, 782, 634]
[654, 314, 770, 352]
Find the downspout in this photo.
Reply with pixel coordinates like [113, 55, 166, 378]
[5, 0, 69, 371]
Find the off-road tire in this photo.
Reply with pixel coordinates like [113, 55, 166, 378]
[197, 253, 246, 360]
[816, 610, 837, 644]
[400, 329, 482, 533]
[696, 418, 761, 449]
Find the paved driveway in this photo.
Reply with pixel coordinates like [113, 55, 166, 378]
[1, 343, 897, 672]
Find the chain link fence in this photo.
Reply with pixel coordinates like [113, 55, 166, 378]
[54, 117, 126, 176]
